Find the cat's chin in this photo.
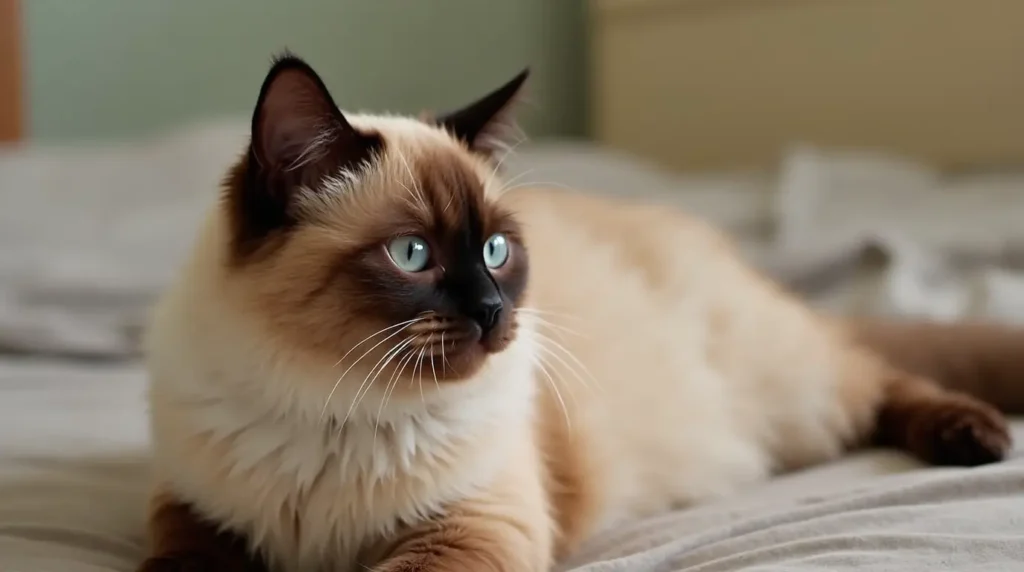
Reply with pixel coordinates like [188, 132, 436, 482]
[426, 335, 516, 383]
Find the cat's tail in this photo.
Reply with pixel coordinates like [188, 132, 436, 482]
[850, 319, 1024, 414]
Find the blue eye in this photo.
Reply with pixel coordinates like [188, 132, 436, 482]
[387, 236, 431, 272]
[483, 233, 510, 269]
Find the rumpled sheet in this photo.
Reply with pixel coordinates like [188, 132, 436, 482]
[3, 127, 1024, 357]
[2, 361, 1023, 572]
[562, 436, 1024, 571]
[3, 124, 1024, 571]
[0, 123, 241, 358]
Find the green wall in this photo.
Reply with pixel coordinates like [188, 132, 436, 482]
[24, 0, 586, 142]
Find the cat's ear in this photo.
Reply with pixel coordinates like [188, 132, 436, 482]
[250, 53, 379, 191]
[434, 68, 529, 157]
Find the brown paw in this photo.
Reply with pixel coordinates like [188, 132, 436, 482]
[913, 396, 1011, 466]
[138, 554, 212, 572]
[138, 553, 260, 572]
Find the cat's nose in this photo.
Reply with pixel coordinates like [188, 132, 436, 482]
[470, 296, 504, 336]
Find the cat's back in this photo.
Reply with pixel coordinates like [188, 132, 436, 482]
[503, 188, 864, 546]
[504, 187, 735, 288]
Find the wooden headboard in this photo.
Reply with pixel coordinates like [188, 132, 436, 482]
[0, 0, 22, 142]
[591, 0, 1024, 171]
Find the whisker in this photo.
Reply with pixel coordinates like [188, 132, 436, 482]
[321, 320, 421, 420]
[491, 168, 535, 199]
[533, 332, 601, 393]
[366, 338, 414, 436]
[337, 335, 413, 429]
[428, 334, 440, 391]
[516, 307, 586, 323]
[440, 331, 450, 374]
[499, 180, 580, 196]
[412, 340, 429, 405]
[534, 345, 593, 394]
[395, 147, 429, 212]
[533, 356, 571, 429]
[485, 130, 528, 163]
[485, 137, 528, 194]
[522, 314, 586, 342]
[375, 342, 418, 443]
[392, 347, 417, 403]
[396, 185, 422, 212]
[332, 318, 423, 369]
[534, 351, 578, 401]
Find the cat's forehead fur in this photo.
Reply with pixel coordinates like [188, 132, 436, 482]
[224, 111, 514, 270]
[293, 113, 504, 236]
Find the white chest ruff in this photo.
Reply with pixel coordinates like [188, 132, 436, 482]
[148, 333, 538, 571]
[158, 411, 505, 571]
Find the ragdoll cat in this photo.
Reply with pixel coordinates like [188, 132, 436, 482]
[138, 53, 1021, 572]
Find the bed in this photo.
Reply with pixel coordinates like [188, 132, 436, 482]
[2, 121, 1024, 571]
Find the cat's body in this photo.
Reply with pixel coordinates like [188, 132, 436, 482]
[140, 55, 1015, 572]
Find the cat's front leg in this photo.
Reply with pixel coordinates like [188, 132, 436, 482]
[368, 506, 551, 572]
[136, 487, 267, 572]
[366, 464, 554, 572]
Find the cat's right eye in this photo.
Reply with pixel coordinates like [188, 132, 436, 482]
[386, 236, 431, 273]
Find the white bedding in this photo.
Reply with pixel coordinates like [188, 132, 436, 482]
[3, 123, 1024, 571]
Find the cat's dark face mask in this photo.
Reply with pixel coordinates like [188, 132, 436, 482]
[222, 52, 531, 381]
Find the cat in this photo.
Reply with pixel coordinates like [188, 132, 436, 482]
[138, 53, 1020, 572]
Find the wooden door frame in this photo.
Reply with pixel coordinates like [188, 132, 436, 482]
[0, 0, 22, 142]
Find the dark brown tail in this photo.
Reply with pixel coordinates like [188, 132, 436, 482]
[850, 318, 1024, 414]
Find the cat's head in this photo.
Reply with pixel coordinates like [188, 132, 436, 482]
[218, 53, 531, 389]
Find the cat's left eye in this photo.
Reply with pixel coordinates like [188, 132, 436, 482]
[387, 236, 431, 273]
[483, 233, 510, 269]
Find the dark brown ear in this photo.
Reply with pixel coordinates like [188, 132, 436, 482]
[250, 53, 381, 192]
[227, 53, 381, 264]
[434, 68, 529, 157]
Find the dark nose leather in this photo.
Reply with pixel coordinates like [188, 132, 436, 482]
[471, 296, 504, 335]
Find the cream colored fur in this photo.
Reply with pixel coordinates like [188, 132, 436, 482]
[147, 115, 894, 571]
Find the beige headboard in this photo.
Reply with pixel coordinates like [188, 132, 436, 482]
[590, 0, 1024, 171]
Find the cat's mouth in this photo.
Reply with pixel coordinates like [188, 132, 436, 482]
[404, 315, 516, 379]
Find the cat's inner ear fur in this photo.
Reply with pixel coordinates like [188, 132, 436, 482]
[432, 68, 530, 158]
[250, 54, 380, 192]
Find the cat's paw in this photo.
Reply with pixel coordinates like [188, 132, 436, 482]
[915, 396, 1011, 466]
[138, 554, 211, 572]
[137, 553, 258, 572]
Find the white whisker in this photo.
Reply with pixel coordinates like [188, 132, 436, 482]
[440, 331, 451, 374]
[286, 124, 338, 172]
[517, 307, 585, 323]
[395, 147, 429, 212]
[428, 334, 440, 390]
[491, 168, 535, 199]
[413, 341, 429, 405]
[533, 356, 571, 429]
[320, 319, 421, 421]
[534, 351, 578, 400]
[523, 314, 586, 342]
[365, 338, 414, 434]
[333, 318, 422, 369]
[397, 180, 424, 212]
[499, 179, 579, 196]
[485, 137, 528, 194]
[534, 332, 602, 393]
[375, 342, 418, 443]
[336, 333, 414, 429]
